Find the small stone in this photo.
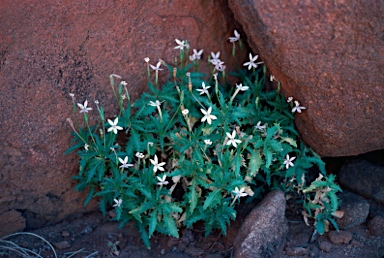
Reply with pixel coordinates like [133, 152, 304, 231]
[53, 240, 71, 250]
[184, 246, 205, 256]
[328, 230, 353, 244]
[160, 249, 166, 255]
[284, 247, 307, 256]
[80, 225, 94, 235]
[61, 231, 70, 237]
[319, 241, 332, 252]
[367, 215, 384, 236]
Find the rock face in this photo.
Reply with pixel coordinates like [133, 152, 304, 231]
[234, 190, 287, 258]
[338, 160, 384, 205]
[229, 0, 384, 157]
[0, 0, 241, 235]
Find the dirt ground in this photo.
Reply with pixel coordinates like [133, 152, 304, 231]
[1, 198, 384, 258]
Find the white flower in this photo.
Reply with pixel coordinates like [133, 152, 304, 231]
[182, 109, 189, 115]
[270, 75, 276, 82]
[150, 155, 166, 173]
[190, 49, 203, 61]
[113, 198, 122, 208]
[84, 144, 89, 151]
[226, 130, 242, 148]
[283, 154, 296, 169]
[69, 93, 75, 97]
[77, 100, 92, 113]
[150, 61, 163, 71]
[232, 187, 248, 198]
[121, 81, 127, 86]
[243, 53, 260, 70]
[204, 139, 212, 145]
[118, 156, 134, 169]
[149, 100, 163, 107]
[94, 100, 99, 105]
[209, 51, 221, 65]
[229, 30, 240, 43]
[157, 174, 169, 185]
[255, 121, 266, 131]
[135, 152, 144, 159]
[287, 97, 293, 103]
[144, 57, 150, 63]
[291, 100, 306, 113]
[236, 83, 249, 91]
[174, 39, 188, 50]
[215, 61, 226, 72]
[200, 106, 217, 125]
[196, 82, 211, 95]
[107, 117, 123, 134]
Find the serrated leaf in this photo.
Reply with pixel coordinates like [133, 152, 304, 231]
[316, 219, 325, 235]
[190, 184, 198, 214]
[265, 149, 273, 168]
[84, 187, 94, 207]
[149, 210, 157, 238]
[163, 213, 179, 238]
[282, 137, 297, 147]
[203, 190, 222, 210]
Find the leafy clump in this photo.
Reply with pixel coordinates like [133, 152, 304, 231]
[66, 32, 342, 248]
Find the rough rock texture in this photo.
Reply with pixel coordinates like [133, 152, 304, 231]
[229, 0, 384, 157]
[0, 0, 242, 236]
[368, 215, 384, 237]
[336, 190, 370, 230]
[338, 160, 384, 205]
[234, 190, 287, 258]
[0, 210, 26, 237]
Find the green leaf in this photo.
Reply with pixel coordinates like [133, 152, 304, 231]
[316, 219, 325, 235]
[163, 213, 179, 238]
[84, 187, 94, 207]
[203, 190, 222, 210]
[189, 184, 198, 214]
[149, 210, 157, 238]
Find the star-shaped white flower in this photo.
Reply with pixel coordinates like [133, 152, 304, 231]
[149, 100, 163, 107]
[196, 82, 211, 95]
[200, 106, 217, 125]
[283, 154, 296, 169]
[204, 139, 212, 145]
[232, 187, 248, 198]
[174, 39, 188, 50]
[113, 198, 122, 208]
[291, 100, 306, 113]
[255, 121, 266, 131]
[226, 130, 242, 148]
[135, 152, 144, 159]
[157, 174, 169, 185]
[77, 100, 92, 113]
[215, 61, 226, 72]
[118, 156, 134, 169]
[107, 117, 123, 134]
[182, 109, 189, 115]
[150, 155, 166, 173]
[209, 51, 221, 65]
[287, 97, 293, 103]
[189, 49, 204, 61]
[144, 57, 150, 63]
[229, 30, 240, 43]
[243, 53, 260, 70]
[150, 61, 163, 71]
[236, 83, 249, 91]
[84, 144, 89, 151]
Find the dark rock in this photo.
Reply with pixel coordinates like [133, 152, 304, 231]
[53, 240, 71, 250]
[229, 0, 384, 157]
[336, 191, 370, 230]
[367, 215, 384, 237]
[234, 190, 287, 258]
[339, 160, 384, 205]
[319, 241, 332, 253]
[328, 230, 352, 244]
[0, 209, 26, 237]
[0, 0, 243, 233]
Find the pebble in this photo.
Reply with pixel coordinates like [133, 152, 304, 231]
[328, 230, 353, 244]
[53, 240, 71, 250]
[336, 191, 370, 229]
[61, 230, 70, 237]
[319, 241, 332, 252]
[367, 215, 384, 236]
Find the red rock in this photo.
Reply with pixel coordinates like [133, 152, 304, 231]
[328, 230, 352, 244]
[0, 210, 26, 237]
[368, 215, 384, 237]
[0, 0, 242, 233]
[229, 0, 384, 157]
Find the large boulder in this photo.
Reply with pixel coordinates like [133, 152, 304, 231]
[229, 0, 384, 157]
[0, 0, 242, 235]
